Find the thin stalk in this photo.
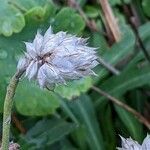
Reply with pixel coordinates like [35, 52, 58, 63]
[92, 86, 150, 129]
[97, 57, 120, 75]
[1, 70, 24, 150]
[98, 0, 121, 42]
[68, 0, 107, 36]
[121, 0, 150, 63]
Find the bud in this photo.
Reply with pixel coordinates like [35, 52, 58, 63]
[17, 26, 98, 88]
[0, 142, 20, 150]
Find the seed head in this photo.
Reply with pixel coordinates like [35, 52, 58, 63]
[142, 134, 150, 150]
[17, 26, 98, 88]
[117, 135, 150, 150]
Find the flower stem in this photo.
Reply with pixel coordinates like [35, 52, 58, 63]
[1, 70, 24, 150]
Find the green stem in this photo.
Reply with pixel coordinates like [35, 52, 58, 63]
[1, 70, 24, 150]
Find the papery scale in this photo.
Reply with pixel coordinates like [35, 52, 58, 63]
[17, 26, 98, 88]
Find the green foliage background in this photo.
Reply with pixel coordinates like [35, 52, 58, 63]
[0, 0, 150, 149]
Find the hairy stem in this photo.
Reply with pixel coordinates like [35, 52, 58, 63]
[92, 86, 150, 129]
[1, 70, 24, 150]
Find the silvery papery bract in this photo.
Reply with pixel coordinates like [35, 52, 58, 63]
[117, 135, 150, 150]
[17, 26, 98, 88]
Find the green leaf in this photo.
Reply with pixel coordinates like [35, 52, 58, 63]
[58, 98, 79, 124]
[96, 66, 150, 107]
[58, 99, 87, 149]
[142, 0, 150, 17]
[123, 22, 150, 71]
[95, 23, 149, 80]
[15, 80, 60, 116]
[123, 0, 131, 4]
[0, 80, 6, 112]
[102, 26, 135, 66]
[95, 67, 150, 139]
[13, 0, 48, 10]
[53, 7, 85, 34]
[114, 102, 143, 141]
[55, 77, 92, 100]
[84, 5, 99, 18]
[60, 139, 79, 150]
[25, 6, 47, 21]
[105, 67, 150, 95]
[96, 25, 135, 79]
[0, 11, 54, 113]
[62, 95, 104, 150]
[98, 104, 116, 150]
[19, 118, 76, 149]
[76, 0, 87, 7]
[139, 22, 150, 40]
[90, 32, 109, 55]
[109, 0, 121, 6]
[0, 0, 25, 36]
[10, 0, 57, 22]
[71, 126, 88, 150]
[109, 0, 130, 5]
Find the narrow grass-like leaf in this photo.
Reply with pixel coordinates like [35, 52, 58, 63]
[68, 95, 104, 150]
[114, 103, 143, 141]
[95, 25, 135, 79]
[95, 66, 150, 107]
[19, 118, 77, 149]
[95, 67, 150, 140]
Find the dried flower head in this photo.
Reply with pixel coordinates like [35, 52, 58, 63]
[117, 135, 150, 150]
[117, 136, 141, 150]
[0, 141, 20, 150]
[142, 134, 150, 149]
[17, 26, 98, 88]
